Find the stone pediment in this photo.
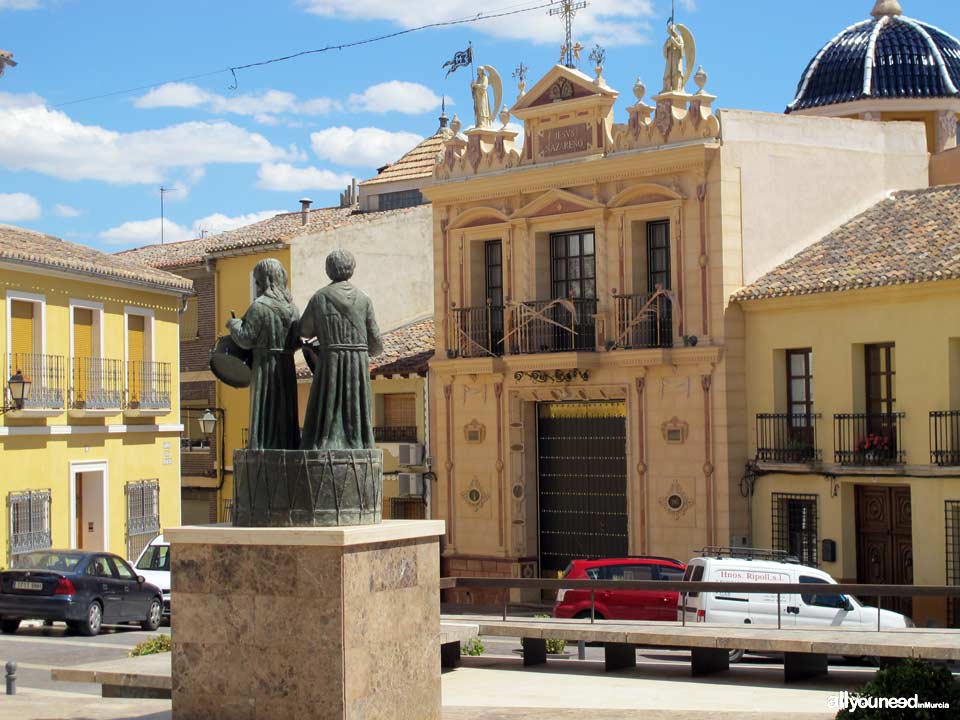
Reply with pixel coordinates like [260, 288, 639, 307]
[511, 65, 618, 118]
[512, 189, 603, 219]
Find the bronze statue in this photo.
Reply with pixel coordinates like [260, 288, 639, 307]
[227, 258, 301, 450]
[299, 249, 382, 451]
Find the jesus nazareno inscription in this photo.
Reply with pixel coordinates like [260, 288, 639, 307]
[539, 122, 592, 158]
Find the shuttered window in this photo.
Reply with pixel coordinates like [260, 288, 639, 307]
[10, 300, 34, 357]
[73, 308, 93, 398]
[127, 315, 145, 402]
[384, 393, 417, 428]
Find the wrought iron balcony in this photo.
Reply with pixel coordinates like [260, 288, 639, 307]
[756, 413, 822, 463]
[448, 304, 504, 358]
[931, 411, 960, 466]
[507, 297, 598, 354]
[70, 357, 123, 411]
[612, 291, 673, 350]
[126, 360, 171, 412]
[374, 425, 418, 443]
[5, 352, 65, 411]
[834, 412, 905, 466]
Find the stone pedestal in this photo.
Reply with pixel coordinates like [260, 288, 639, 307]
[166, 520, 445, 720]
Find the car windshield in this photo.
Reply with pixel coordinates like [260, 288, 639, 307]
[13, 552, 83, 572]
[136, 544, 170, 572]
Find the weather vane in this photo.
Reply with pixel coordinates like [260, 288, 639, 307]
[513, 62, 529, 96]
[549, 0, 588, 68]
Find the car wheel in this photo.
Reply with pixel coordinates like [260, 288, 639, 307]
[729, 649, 746, 663]
[0, 618, 21, 634]
[141, 598, 162, 631]
[77, 601, 103, 637]
[573, 610, 605, 620]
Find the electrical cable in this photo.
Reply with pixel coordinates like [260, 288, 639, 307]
[51, 1, 557, 109]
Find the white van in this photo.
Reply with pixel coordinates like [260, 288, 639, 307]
[678, 550, 913, 631]
[131, 535, 170, 620]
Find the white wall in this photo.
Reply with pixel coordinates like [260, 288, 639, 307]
[289, 205, 434, 333]
[719, 110, 930, 287]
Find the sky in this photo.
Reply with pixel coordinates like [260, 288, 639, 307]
[0, 0, 958, 252]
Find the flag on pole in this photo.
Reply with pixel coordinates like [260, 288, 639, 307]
[442, 45, 473, 78]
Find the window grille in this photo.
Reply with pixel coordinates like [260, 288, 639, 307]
[378, 189, 423, 210]
[221, 498, 234, 524]
[772, 493, 818, 566]
[947, 501, 960, 628]
[7, 489, 52, 558]
[126, 480, 160, 560]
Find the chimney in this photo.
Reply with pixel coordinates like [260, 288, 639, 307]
[299, 197, 312, 226]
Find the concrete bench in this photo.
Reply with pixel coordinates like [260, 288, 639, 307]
[469, 617, 960, 683]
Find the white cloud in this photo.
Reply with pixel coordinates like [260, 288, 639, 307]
[100, 218, 192, 247]
[191, 210, 284, 236]
[257, 163, 353, 192]
[348, 81, 444, 115]
[298, 0, 656, 46]
[53, 203, 82, 218]
[135, 83, 340, 124]
[0, 192, 40, 221]
[679, 0, 697, 10]
[310, 127, 423, 168]
[0, 92, 296, 184]
[0, 0, 41, 9]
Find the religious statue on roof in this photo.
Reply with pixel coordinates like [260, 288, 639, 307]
[661, 22, 696, 94]
[0, 50, 17, 79]
[471, 65, 503, 129]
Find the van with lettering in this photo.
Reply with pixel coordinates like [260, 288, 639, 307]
[678, 548, 912, 660]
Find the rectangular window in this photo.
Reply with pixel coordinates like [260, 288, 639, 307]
[786, 349, 814, 445]
[125, 480, 160, 560]
[383, 393, 417, 428]
[484, 240, 503, 307]
[646, 220, 671, 292]
[866, 343, 896, 438]
[10, 300, 35, 357]
[550, 229, 596, 300]
[947, 501, 960, 628]
[772, 493, 818, 566]
[378, 189, 424, 211]
[7, 490, 52, 558]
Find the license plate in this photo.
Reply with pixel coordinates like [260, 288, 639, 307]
[12, 581, 43, 591]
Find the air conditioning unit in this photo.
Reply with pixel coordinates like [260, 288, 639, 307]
[398, 443, 424, 466]
[398, 473, 425, 497]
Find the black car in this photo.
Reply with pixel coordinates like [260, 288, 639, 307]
[0, 550, 163, 636]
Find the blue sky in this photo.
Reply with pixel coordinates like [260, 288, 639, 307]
[0, 0, 958, 251]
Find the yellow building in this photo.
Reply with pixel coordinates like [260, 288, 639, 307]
[423, 20, 931, 593]
[0, 224, 191, 564]
[736, 184, 960, 628]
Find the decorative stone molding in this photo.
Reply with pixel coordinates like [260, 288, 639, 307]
[463, 419, 486, 444]
[461, 477, 490, 511]
[660, 416, 689, 444]
[435, 127, 521, 181]
[658, 480, 694, 517]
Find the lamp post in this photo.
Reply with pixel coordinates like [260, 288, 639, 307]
[2, 370, 31, 413]
[196, 407, 229, 520]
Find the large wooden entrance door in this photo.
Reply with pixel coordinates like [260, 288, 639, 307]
[537, 401, 628, 576]
[855, 486, 913, 618]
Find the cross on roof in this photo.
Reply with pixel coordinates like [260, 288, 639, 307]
[549, 0, 588, 68]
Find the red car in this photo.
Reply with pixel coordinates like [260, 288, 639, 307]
[553, 557, 686, 621]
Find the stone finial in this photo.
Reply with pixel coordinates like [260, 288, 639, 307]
[633, 77, 647, 104]
[871, 0, 903, 18]
[694, 66, 708, 94]
[450, 115, 462, 135]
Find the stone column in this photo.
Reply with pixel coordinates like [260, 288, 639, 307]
[167, 520, 445, 720]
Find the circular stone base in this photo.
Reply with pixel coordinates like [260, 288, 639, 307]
[233, 448, 383, 527]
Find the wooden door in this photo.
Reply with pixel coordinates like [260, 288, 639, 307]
[75, 474, 84, 549]
[856, 485, 913, 617]
[127, 314, 145, 405]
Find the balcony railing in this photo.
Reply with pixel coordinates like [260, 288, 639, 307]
[931, 411, 960, 466]
[126, 360, 171, 411]
[507, 298, 598, 354]
[756, 413, 822, 463]
[70, 357, 123, 410]
[449, 304, 504, 358]
[6, 353, 65, 411]
[834, 412, 905, 466]
[374, 426, 418, 443]
[612, 291, 673, 349]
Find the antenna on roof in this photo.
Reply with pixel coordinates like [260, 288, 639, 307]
[159, 186, 173, 245]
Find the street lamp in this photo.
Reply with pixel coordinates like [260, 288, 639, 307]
[199, 409, 217, 435]
[2, 370, 31, 413]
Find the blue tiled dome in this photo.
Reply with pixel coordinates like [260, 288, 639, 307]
[787, 6, 960, 112]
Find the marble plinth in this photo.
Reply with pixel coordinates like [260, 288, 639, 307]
[166, 520, 445, 720]
[233, 448, 383, 527]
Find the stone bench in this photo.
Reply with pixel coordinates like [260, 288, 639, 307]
[468, 617, 960, 683]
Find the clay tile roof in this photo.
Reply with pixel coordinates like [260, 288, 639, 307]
[0, 223, 192, 293]
[359, 128, 451, 187]
[733, 184, 960, 302]
[295, 316, 435, 380]
[115, 235, 218, 269]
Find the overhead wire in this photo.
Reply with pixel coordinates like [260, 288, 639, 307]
[51, 1, 558, 109]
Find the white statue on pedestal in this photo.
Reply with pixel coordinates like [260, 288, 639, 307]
[661, 24, 696, 94]
[471, 65, 503, 129]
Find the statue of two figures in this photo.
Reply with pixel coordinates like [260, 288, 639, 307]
[224, 251, 385, 528]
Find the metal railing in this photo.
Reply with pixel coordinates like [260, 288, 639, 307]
[5, 353, 65, 411]
[126, 360, 171, 411]
[834, 412, 905, 465]
[507, 298, 597, 354]
[449, 304, 504, 358]
[441, 576, 960, 632]
[612, 291, 672, 349]
[70, 357, 123, 410]
[756, 414, 821, 463]
[374, 426, 418, 443]
[931, 411, 960, 466]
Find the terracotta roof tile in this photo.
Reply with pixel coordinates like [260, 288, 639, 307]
[0, 224, 192, 293]
[115, 236, 218, 269]
[359, 129, 450, 187]
[733, 184, 960, 302]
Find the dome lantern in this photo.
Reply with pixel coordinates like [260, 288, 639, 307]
[871, 0, 902, 18]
